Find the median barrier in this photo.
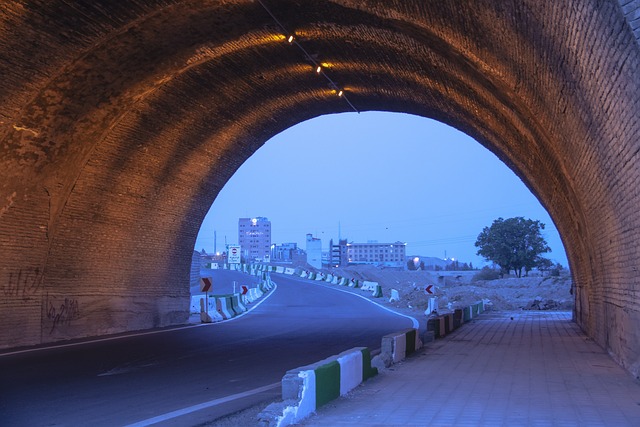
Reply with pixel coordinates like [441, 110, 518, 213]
[190, 295, 203, 314]
[284, 267, 295, 275]
[259, 347, 377, 427]
[216, 297, 233, 319]
[231, 294, 247, 314]
[360, 281, 384, 298]
[379, 328, 422, 366]
[300, 271, 308, 279]
[207, 298, 224, 322]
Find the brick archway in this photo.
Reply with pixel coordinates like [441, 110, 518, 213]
[0, 1, 638, 375]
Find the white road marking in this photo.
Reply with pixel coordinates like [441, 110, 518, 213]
[284, 275, 420, 329]
[123, 382, 281, 427]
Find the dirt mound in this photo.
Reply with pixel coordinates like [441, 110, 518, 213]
[323, 265, 573, 314]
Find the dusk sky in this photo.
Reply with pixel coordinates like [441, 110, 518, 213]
[195, 112, 568, 267]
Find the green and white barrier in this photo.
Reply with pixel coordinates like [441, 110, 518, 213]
[259, 347, 377, 427]
[284, 267, 295, 275]
[360, 281, 383, 298]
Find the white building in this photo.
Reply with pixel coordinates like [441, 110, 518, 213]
[346, 241, 406, 268]
[305, 233, 322, 269]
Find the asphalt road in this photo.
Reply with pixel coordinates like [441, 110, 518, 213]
[0, 270, 415, 426]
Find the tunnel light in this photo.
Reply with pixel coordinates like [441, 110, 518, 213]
[257, 0, 358, 112]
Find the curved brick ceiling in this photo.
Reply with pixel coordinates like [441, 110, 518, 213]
[0, 1, 638, 375]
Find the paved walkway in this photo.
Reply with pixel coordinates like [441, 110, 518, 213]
[298, 311, 640, 426]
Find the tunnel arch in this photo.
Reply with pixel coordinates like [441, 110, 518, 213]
[0, 1, 638, 375]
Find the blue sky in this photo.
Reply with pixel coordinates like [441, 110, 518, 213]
[195, 112, 568, 267]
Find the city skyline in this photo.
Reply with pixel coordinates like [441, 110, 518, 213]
[195, 112, 568, 267]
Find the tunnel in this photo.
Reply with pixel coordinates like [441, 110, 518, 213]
[0, 0, 638, 377]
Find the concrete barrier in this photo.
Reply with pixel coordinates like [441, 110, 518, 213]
[427, 316, 445, 338]
[380, 328, 422, 366]
[453, 308, 464, 328]
[444, 313, 454, 334]
[284, 267, 295, 275]
[216, 297, 233, 319]
[360, 281, 383, 298]
[206, 298, 224, 321]
[231, 294, 247, 314]
[259, 347, 377, 427]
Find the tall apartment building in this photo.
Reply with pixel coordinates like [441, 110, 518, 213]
[238, 217, 271, 262]
[346, 241, 406, 268]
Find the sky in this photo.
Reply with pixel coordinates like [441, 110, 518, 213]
[194, 112, 568, 267]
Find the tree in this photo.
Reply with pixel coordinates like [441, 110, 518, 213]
[536, 257, 554, 276]
[474, 217, 551, 278]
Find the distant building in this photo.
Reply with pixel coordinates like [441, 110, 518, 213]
[271, 242, 303, 262]
[329, 238, 349, 267]
[306, 233, 322, 269]
[238, 217, 271, 261]
[346, 241, 406, 268]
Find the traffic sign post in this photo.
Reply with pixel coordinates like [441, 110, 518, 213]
[228, 245, 241, 264]
[200, 277, 212, 293]
[425, 284, 437, 315]
[199, 277, 213, 320]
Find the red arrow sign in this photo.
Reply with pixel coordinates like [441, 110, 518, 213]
[200, 277, 212, 292]
[241, 285, 248, 295]
[425, 285, 434, 294]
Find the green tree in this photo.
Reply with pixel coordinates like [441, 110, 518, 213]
[475, 217, 551, 278]
[536, 257, 554, 276]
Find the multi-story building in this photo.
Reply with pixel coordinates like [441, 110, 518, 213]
[329, 238, 349, 267]
[271, 242, 301, 262]
[346, 241, 406, 268]
[305, 233, 322, 269]
[238, 217, 271, 262]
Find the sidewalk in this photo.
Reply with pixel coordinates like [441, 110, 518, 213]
[297, 311, 640, 426]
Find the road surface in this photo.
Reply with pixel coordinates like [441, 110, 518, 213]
[0, 270, 414, 426]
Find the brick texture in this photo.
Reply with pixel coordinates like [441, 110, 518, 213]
[0, 1, 638, 377]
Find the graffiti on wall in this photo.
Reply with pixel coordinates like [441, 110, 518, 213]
[3, 268, 42, 298]
[44, 293, 80, 334]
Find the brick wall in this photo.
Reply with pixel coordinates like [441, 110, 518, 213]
[0, 0, 638, 377]
[619, 0, 640, 42]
